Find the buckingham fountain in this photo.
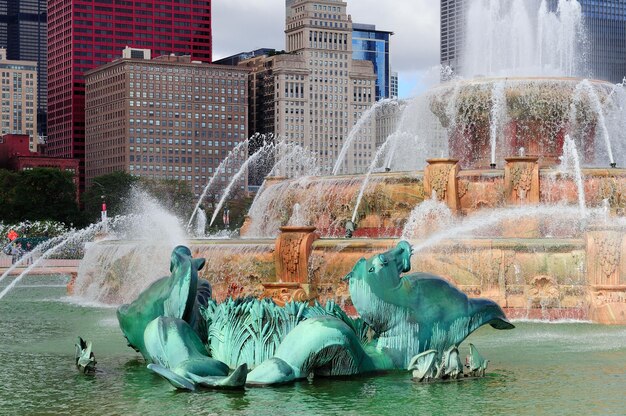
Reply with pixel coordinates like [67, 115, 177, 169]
[2, 0, 626, 413]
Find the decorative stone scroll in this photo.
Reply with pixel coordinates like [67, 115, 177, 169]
[264, 226, 319, 305]
[504, 157, 540, 204]
[260, 282, 311, 307]
[424, 159, 460, 212]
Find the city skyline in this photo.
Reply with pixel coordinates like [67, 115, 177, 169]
[46, 0, 213, 192]
[213, 0, 440, 98]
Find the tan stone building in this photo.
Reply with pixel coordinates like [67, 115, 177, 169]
[0, 48, 38, 151]
[240, 0, 376, 175]
[85, 49, 249, 197]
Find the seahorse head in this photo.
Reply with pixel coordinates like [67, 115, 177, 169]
[343, 241, 413, 332]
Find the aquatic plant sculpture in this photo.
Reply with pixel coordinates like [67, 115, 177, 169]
[117, 242, 514, 389]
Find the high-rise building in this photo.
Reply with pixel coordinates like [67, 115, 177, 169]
[47, 0, 212, 191]
[390, 71, 398, 99]
[85, 49, 248, 197]
[578, 0, 626, 83]
[213, 49, 277, 67]
[0, 0, 47, 137]
[352, 23, 393, 100]
[240, 0, 377, 175]
[0, 49, 38, 150]
[440, 0, 467, 78]
[440, 0, 626, 83]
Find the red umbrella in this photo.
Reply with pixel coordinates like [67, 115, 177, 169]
[7, 230, 18, 241]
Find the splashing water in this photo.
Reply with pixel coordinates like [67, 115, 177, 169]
[351, 137, 396, 223]
[188, 138, 251, 230]
[489, 81, 507, 166]
[463, 0, 586, 78]
[409, 205, 598, 254]
[244, 143, 320, 238]
[287, 203, 306, 226]
[332, 99, 398, 175]
[209, 143, 277, 227]
[569, 79, 615, 166]
[71, 190, 189, 305]
[558, 135, 586, 215]
[401, 197, 454, 240]
[0, 222, 106, 300]
[195, 208, 207, 237]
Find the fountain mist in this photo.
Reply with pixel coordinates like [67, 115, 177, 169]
[463, 0, 586, 78]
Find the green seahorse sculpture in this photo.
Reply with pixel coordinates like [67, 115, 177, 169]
[117, 242, 514, 389]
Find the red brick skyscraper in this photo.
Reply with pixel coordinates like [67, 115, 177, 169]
[47, 0, 212, 190]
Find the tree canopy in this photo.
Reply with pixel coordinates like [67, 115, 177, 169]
[0, 168, 80, 225]
[82, 171, 139, 222]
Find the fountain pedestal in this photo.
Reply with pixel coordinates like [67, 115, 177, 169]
[586, 227, 626, 324]
[504, 157, 540, 205]
[262, 226, 318, 306]
[424, 159, 460, 213]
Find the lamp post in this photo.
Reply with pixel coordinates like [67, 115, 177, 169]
[93, 181, 107, 232]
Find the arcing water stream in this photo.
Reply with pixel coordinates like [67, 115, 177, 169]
[0, 222, 106, 300]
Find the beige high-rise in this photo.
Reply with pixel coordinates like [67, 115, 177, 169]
[0, 48, 38, 151]
[85, 49, 249, 196]
[241, 0, 376, 175]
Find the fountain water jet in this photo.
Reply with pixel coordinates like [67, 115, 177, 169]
[209, 143, 277, 227]
[408, 205, 597, 254]
[558, 135, 586, 215]
[570, 79, 615, 166]
[489, 81, 507, 167]
[187, 137, 251, 230]
[463, 0, 586, 78]
[195, 209, 207, 238]
[0, 221, 106, 300]
[332, 99, 398, 175]
[351, 138, 398, 223]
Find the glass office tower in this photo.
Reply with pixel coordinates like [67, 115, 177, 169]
[578, 0, 626, 83]
[352, 23, 393, 100]
[441, 0, 626, 83]
[0, 0, 47, 136]
[47, 0, 212, 191]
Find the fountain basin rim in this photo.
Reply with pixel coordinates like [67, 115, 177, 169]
[431, 76, 618, 90]
[504, 156, 539, 163]
[586, 225, 626, 232]
[265, 166, 626, 186]
[279, 226, 318, 233]
[426, 158, 460, 164]
[264, 170, 424, 181]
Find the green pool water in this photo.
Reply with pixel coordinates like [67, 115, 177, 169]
[1, 275, 625, 416]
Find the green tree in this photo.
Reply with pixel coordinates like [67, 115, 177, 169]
[206, 188, 254, 232]
[0, 169, 18, 220]
[82, 172, 139, 222]
[140, 178, 196, 220]
[8, 168, 80, 224]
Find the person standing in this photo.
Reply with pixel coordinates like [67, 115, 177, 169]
[25, 242, 33, 265]
[10, 243, 18, 265]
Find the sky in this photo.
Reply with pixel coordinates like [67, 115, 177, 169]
[212, 0, 441, 99]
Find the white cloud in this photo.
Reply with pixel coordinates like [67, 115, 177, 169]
[212, 0, 441, 96]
